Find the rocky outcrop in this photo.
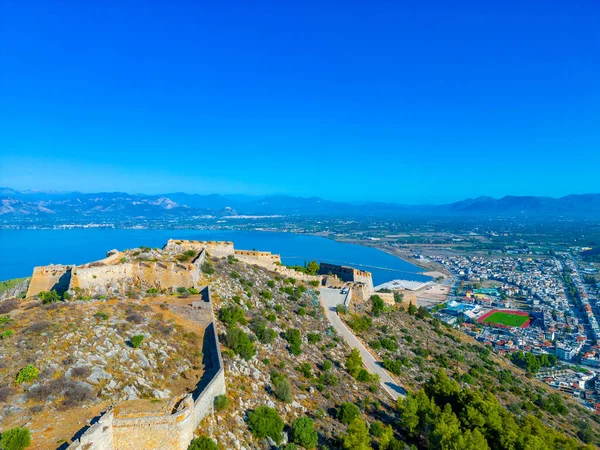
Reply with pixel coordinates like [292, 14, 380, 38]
[0, 277, 30, 301]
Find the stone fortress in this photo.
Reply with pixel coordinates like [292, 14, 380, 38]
[24, 240, 375, 449]
[319, 262, 375, 301]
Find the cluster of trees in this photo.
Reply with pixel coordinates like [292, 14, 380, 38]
[509, 351, 557, 374]
[345, 348, 378, 384]
[288, 260, 320, 275]
[246, 406, 318, 448]
[396, 369, 590, 449]
[561, 269, 579, 300]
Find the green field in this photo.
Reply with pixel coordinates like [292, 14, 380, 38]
[481, 311, 529, 327]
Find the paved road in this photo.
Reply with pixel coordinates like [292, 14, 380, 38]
[319, 288, 406, 401]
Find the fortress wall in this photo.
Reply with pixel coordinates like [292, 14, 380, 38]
[319, 263, 374, 297]
[235, 249, 282, 265]
[66, 287, 225, 450]
[78, 250, 122, 268]
[71, 262, 198, 294]
[235, 255, 321, 283]
[66, 409, 115, 450]
[353, 270, 374, 293]
[376, 292, 396, 305]
[164, 240, 235, 258]
[26, 265, 71, 297]
[112, 397, 195, 450]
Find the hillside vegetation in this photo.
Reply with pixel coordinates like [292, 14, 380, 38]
[1, 247, 599, 449]
[342, 298, 600, 448]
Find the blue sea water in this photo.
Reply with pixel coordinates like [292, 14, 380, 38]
[0, 229, 429, 285]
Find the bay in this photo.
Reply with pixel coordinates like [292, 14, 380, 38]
[0, 229, 430, 285]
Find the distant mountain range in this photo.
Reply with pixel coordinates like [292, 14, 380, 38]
[2, 187, 600, 221]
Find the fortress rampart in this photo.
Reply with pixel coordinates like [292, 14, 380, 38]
[27, 240, 324, 299]
[67, 287, 225, 450]
[26, 265, 72, 297]
[319, 262, 374, 301]
[234, 249, 282, 265]
[164, 240, 235, 258]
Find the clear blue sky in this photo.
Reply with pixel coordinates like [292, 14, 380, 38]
[1, 1, 599, 203]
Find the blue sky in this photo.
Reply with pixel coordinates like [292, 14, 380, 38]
[1, 0, 599, 204]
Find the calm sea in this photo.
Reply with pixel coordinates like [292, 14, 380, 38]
[0, 229, 429, 285]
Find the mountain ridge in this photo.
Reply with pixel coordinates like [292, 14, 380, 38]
[2, 187, 600, 219]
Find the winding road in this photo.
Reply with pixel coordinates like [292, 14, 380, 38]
[319, 287, 406, 401]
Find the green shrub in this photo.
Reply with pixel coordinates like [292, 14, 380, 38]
[0, 316, 11, 325]
[297, 307, 306, 316]
[201, 261, 215, 274]
[130, 335, 144, 348]
[380, 338, 398, 351]
[356, 369, 373, 382]
[260, 290, 272, 300]
[382, 359, 403, 375]
[188, 287, 200, 295]
[247, 406, 284, 443]
[1, 330, 14, 339]
[309, 280, 320, 287]
[218, 305, 246, 326]
[267, 280, 275, 288]
[187, 436, 217, 450]
[322, 360, 332, 371]
[214, 394, 229, 411]
[307, 332, 322, 344]
[94, 312, 109, 320]
[147, 287, 159, 295]
[15, 365, 38, 384]
[337, 402, 360, 425]
[0, 427, 31, 450]
[283, 328, 302, 355]
[223, 326, 256, 360]
[39, 290, 60, 304]
[296, 362, 312, 378]
[346, 314, 372, 332]
[289, 416, 318, 449]
[271, 372, 293, 403]
[371, 295, 385, 316]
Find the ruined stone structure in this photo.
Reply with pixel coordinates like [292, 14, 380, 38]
[26, 246, 208, 298]
[319, 262, 374, 301]
[67, 288, 225, 450]
[163, 240, 235, 258]
[234, 249, 281, 265]
[26, 265, 72, 297]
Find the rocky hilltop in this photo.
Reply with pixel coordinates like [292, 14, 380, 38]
[0, 241, 599, 449]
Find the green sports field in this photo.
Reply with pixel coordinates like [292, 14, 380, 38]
[481, 311, 529, 327]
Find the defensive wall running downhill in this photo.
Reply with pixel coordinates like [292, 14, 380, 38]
[23, 240, 380, 448]
[66, 287, 225, 450]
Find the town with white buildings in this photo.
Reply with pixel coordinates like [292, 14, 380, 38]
[426, 251, 600, 413]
